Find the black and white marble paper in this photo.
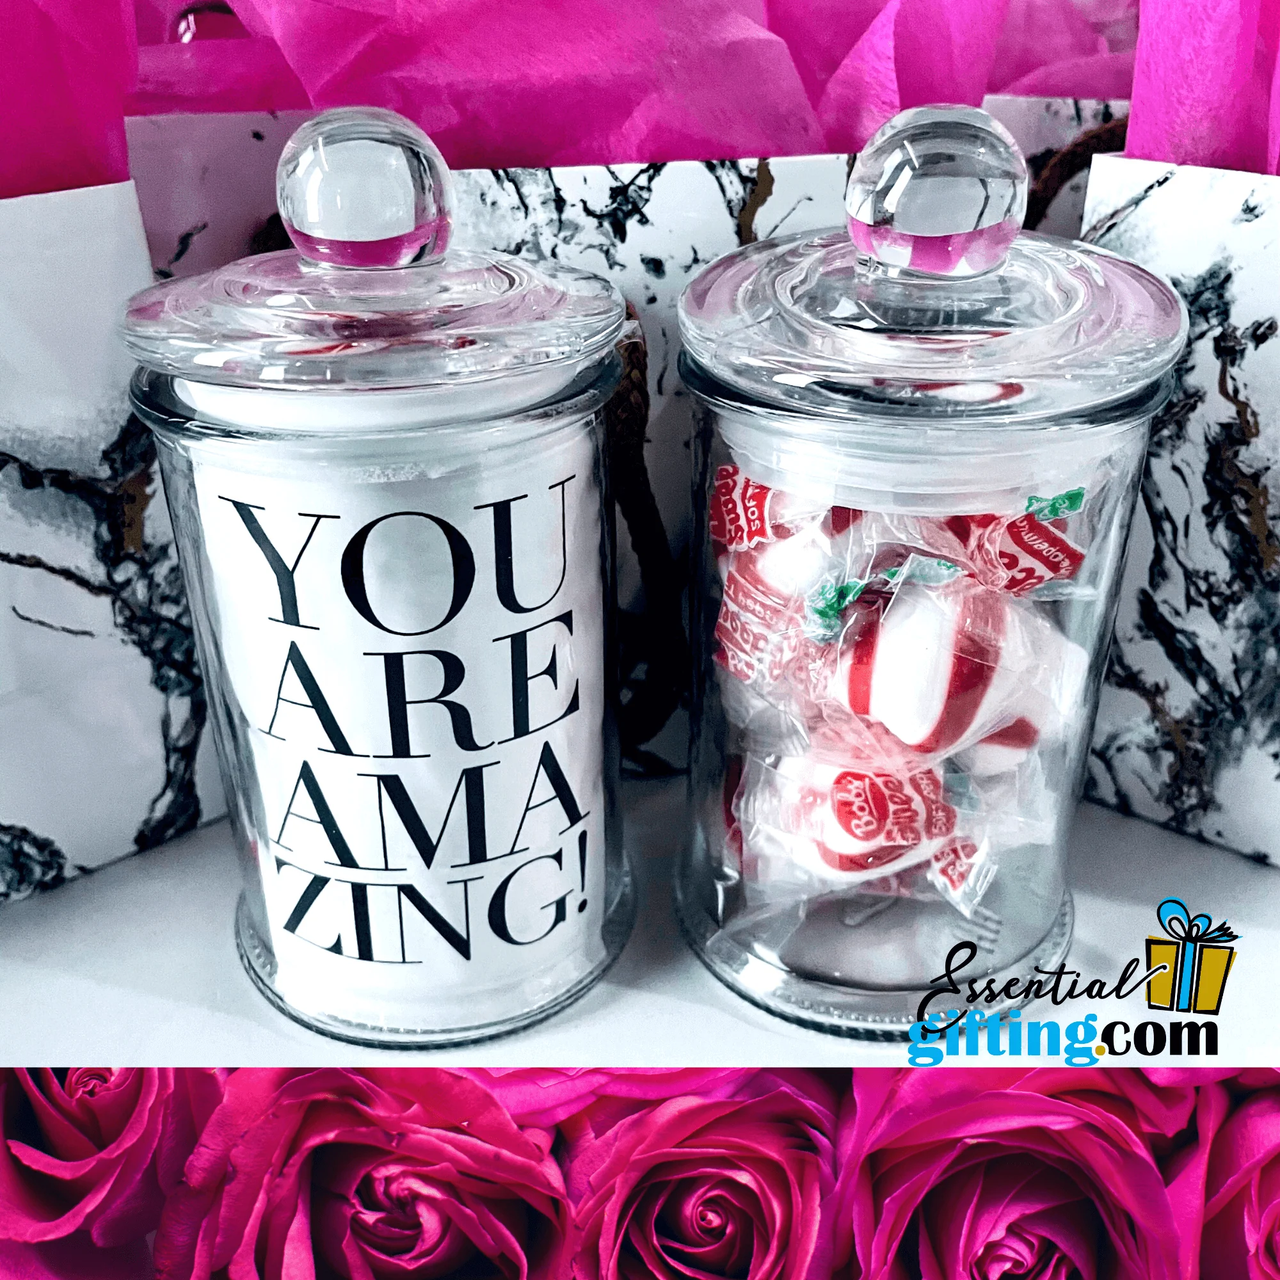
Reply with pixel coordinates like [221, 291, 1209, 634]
[0, 181, 225, 904]
[1083, 156, 1280, 865]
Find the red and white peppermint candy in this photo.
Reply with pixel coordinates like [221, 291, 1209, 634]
[774, 752, 957, 877]
[832, 577, 1019, 755]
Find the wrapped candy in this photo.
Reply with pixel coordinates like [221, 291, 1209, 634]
[945, 508, 1086, 594]
[713, 490, 866, 691]
[714, 551, 807, 685]
[831, 565, 1026, 755]
[713, 470, 1093, 909]
[854, 496, 1091, 597]
[708, 464, 826, 551]
[735, 731, 964, 884]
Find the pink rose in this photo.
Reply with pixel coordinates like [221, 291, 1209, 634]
[1200, 1087, 1280, 1280]
[0, 1068, 225, 1248]
[154, 1068, 568, 1280]
[457, 1069, 775, 1127]
[833, 1068, 1187, 1280]
[562, 1070, 837, 1280]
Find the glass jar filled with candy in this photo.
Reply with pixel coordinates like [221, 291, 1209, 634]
[123, 109, 633, 1046]
[677, 106, 1187, 1036]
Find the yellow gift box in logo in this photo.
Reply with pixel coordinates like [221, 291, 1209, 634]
[1146, 897, 1238, 1016]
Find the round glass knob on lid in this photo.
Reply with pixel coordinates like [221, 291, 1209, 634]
[277, 107, 453, 268]
[845, 105, 1028, 277]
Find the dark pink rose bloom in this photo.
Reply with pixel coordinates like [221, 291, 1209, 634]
[0, 1068, 226, 1248]
[561, 1070, 837, 1280]
[154, 1068, 568, 1280]
[833, 1068, 1187, 1280]
[1200, 1087, 1280, 1280]
[455, 1070, 750, 1128]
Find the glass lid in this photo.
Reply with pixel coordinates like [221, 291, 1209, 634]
[678, 105, 1188, 424]
[122, 108, 626, 398]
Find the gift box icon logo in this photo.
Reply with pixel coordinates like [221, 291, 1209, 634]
[1146, 898, 1238, 1015]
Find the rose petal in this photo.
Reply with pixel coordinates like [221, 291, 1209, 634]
[1202, 1090, 1280, 1280]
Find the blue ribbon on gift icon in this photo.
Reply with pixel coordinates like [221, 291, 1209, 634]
[1156, 898, 1239, 1012]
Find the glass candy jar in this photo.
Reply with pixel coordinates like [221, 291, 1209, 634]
[676, 106, 1187, 1037]
[123, 109, 634, 1046]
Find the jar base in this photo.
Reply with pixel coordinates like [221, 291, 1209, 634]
[675, 867, 1074, 1042]
[235, 870, 636, 1050]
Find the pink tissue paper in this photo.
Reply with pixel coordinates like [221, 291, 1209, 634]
[1127, 0, 1280, 174]
[9, 2, 1280, 212]
[2, 0, 135, 199]
[128, 0, 1141, 163]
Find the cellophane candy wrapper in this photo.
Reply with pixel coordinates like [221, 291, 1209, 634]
[710, 461, 1096, 918]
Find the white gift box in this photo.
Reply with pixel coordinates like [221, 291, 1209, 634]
[0, 180, 226, 902]
[1083, 156, 1280, 866]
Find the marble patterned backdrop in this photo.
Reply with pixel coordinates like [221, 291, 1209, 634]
[0, 99, 1128, 904]
[1083, 157, 1280, 866]
[0, 182, 225, 904]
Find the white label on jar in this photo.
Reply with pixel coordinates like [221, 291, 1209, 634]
[192, 423, 606, 1028]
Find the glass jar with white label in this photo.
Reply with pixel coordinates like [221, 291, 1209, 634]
[676, 106, 1188, 1037]
[124, 108, 633, 1046]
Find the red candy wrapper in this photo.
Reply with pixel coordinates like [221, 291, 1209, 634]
[708, 464, 827, 551]
[714, 554, 805, 685]
[849, 502, 1089, 597]
[709, 464, 777, 550]
[947, 510, 1086, 594]
[824, 764, 957, 862]
[713, 510, 850, 689]
[930, 836, 982, 891]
